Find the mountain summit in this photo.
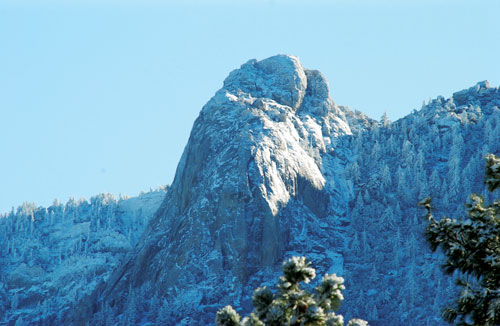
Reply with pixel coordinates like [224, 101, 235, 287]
[94, 54, 365, 310]
[66, 55, 500, 326]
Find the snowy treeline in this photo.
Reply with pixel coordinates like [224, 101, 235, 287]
[3, 80, 500, 326]
[87, 83, 500, 326]
[339, 82, 500, 325]
[0, 187, 167, 325]
[84, 281, 200, 326]
[83, 82, 500, 326]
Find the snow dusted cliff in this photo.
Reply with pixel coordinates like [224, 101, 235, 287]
[78, 55, 499, 325]
[4, 55, 500, 326]
[83, 55, 500, 326]
[88, 55, 367, 322]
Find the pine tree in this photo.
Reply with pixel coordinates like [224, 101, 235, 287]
[216, 256, 368, 326]
[380, 112, 390, 128]
[379, 164, 392, 192]
[420, 154, 500, 325]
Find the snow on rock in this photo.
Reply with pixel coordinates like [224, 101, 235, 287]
[80, 58, 500, 325]
[87, 54, 371, 325]
[223, 55, 307, 110]
[5, 53, 500, 326]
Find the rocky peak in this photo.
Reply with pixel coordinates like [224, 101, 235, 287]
[223, 55, 307, 110]
[221, 54, 333, 115]
[89, 55, 362, 324]
[304, 69, 330, 102]
[452, 80, 499, 108]
[404, 81, 500, 133]
[67, 57, 500, 326]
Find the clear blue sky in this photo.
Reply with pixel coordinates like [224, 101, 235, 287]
[1, 0, 499, 213]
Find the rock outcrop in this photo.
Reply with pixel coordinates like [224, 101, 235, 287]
[93, 55, 369, 324]
[76, 55, 500, 326]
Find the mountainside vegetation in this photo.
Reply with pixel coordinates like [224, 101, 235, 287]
[2, 54, 500, 326]
[80, 56, 500, 326]
[336, 82, 500, 326]
[0, 188, 166, 325]
[422, 153, 500, 325]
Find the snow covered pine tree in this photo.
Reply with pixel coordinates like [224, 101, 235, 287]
[420, 154, 500, 325]
[216, 256, 368, 326]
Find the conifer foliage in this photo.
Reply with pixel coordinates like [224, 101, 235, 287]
[421, 154, 500, 325]
[216, 256, 368, 326]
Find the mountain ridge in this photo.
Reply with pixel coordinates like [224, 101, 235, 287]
[0, 188, 167, 325]
[84, 55, 499, 325]
[2, 54, 500, 325]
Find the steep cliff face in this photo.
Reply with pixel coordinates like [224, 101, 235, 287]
[81, 56, 500, 326]
[95, 55, 371, 322]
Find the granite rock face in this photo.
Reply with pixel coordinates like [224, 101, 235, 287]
[4, 54, 500, 325]
[94, 55, 369, 322]
[452, 80, 494, 106]
[77, 55, 500, 326]
[223, 55, 308, 110]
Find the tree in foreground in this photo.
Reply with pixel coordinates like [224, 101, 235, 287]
[216, 256, 368, 326]
[420, 154, 500, 325]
